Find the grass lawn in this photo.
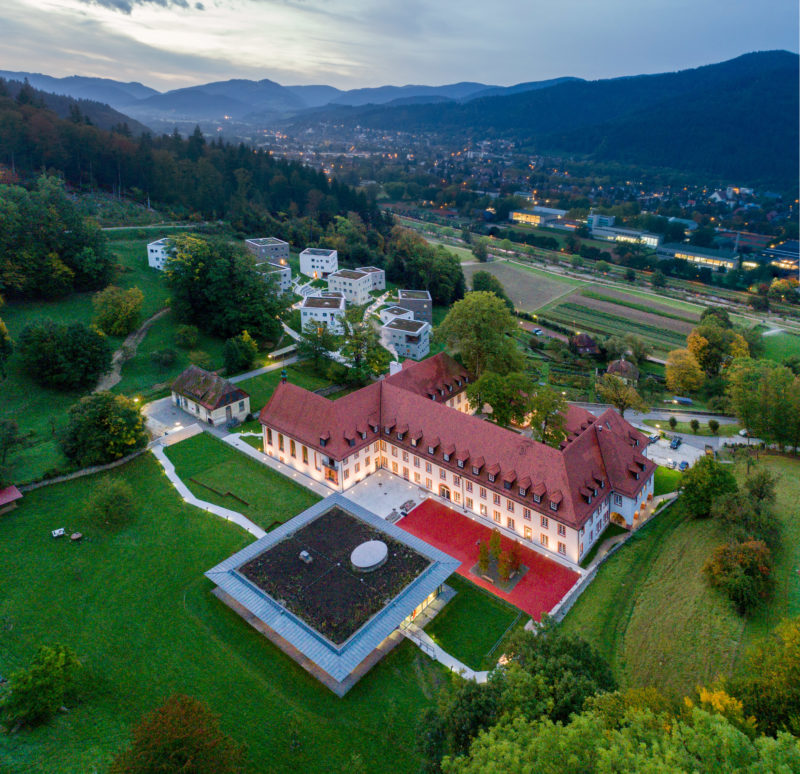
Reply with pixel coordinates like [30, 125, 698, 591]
[423, 237, 476, 263]
[0, 454, 445, 774]
[643, 419, 740, 438]
[163, 433, 320, 531]
[425, 576, 523, 671]
[653, 465, 683, 495]
[579, 522, 629, 568]
[235, 363, 332, 411]
[761, 330, 800, 363]
[561, 455, 800, 699]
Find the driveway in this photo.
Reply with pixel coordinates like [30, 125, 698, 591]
[142, 396, 202, 437]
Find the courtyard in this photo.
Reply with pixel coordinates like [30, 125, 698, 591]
[397, 499, 580, 620]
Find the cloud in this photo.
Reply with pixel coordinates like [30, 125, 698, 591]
[78, 0, 196, 14]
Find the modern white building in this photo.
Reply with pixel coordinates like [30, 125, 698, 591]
[355, 266, 386, 291]
[395, 289, 433, 324]
[590, 225, 662, 249]
[299, 247, 338, 279]
[656, 243, 739, 270]
[300, 292, 346, 335]
[255, 260, 292, 294]
[509, 206, 568, 227]
[381, 318, 431, 361]
[379, 305, 414, 325]
[147, 238, 172, 270]
[327, 269, 375, 306]
[245, 237, 290, 263]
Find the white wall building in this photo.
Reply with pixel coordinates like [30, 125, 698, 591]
[381, 319, 431, 360]
[379, 306, 414, 325]
[300, 292, 346, 335]
[147, 238, 171, 270]
[245, 237, 290, 263]
[299, 247, 338, 278]
[255, 260, 292, 294]
[327, 269, 375, 306]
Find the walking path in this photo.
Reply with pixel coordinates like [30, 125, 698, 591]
[401, 623, 489, 683]
[94, 307, 170, 392]
[228, 355, 298, 384]
[149, 442, 266, 539]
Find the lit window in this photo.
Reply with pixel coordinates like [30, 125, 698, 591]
[466, 497, 474, 509]
[541, 534, 549, 547]
[558, 542, 566, 555]
[507, 517, 515, 530]
[541, 516, 549, 529]
[493, 511, 501, 523]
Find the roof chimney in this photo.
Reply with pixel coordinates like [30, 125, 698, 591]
[389, 361, 402, 376]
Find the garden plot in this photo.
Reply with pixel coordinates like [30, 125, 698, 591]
[462, 261, 577, 311]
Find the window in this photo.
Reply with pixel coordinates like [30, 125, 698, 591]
[302, 446, 308, 464]
[402, 451, 409, 462]
[519, 487, 527, 497]
[524, 526, 532, 540]
[411, 438, 417, 447]
[457, 460, 464, 468]
[391, 446, 397, 457]
[523, 508, 531, 520]
[426, 478, 433, 489]
[480, 487, 487, 499]
[493, 511, 501, 523]
[550, 501, 558, 511]
[278, 434, 284, 452]
[354, 449, 359, 458]
[503, 481, 511, 491]
[558, 524, 566, 537]
[541, 515, 549, 529]
[344, 468, 350, 480]
[541, 534, 549, 548]
[507, 517, 515, 530]
[397, 432, 404, 441]
[493, 493, 501, 505]
[349, 438, 356, 447]
[238, 401, 245, 412]
[558, 542, 566, 555]
[453, 492, 461, 503]
[365, 456, 371, 467]
[425, 462, 432, 473]
[488, 474, 496, 483]
[414, 456, 420, 468]
[443, 453, 450, 462]
[506, 500, 514, 512]
[289, 439, 296, 458]
[439, 470, 446, 480]
[453, 475, 461, 486]
[403, 467, 409, 480]
[480, 504, 488, 516]
[465, 481, 473, 493]
[355, 462, 360, 473]
[266, 428, 273, 446]
[466, 497, 474, 509]
[613, 494, 623, 506]
[428, 446, 435, 454]
[414, 472, 421, 483]
[380, 440, 386, 451]
[392, 462, 398, 473]
[533, 494, 541, 503]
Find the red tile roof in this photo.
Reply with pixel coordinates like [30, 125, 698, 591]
[0, 485, 22, 507]
[171, 366, 249, 411]
[259, 357, 655, 530]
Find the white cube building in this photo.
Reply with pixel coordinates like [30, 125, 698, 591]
[327, 269, 375, 306]
[147, 238, 172, 270]
[300, 247, 338, 279]
[379, 305, 414, 325]
[300, 292, 346, 335]
[255, 260, 292, 294]
[355, 266, 386, 291]
[381, 318, 431, 360]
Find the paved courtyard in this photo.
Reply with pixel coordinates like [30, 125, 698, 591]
[343, 470, 426, 521]
[397, 499, 580, 621]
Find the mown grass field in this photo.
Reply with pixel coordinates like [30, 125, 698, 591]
[761, 330, 800, 363]
[0, 454, 447, 774]
[644, 419, 741, 438]
[462, 260, 577, 311]
[562, 455, 800, 698]
[235, 362, 332, 411]
[653, 465, 683, 495]
[163, 433, 320, 531]
[425, 576, 523, 671]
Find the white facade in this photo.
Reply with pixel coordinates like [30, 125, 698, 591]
[591, 226, 662, 249]
[381, 319, 431, 360]
[300, 293, 346, 335]
[259, 424, 653, 566]
[256, 260, 292, 293]
[379, 306, 414, 325]
[355, 266, 386, 291]
[172, 391, 250, 426]
[299, 247, 338, 278]
[245, 237, 290, 262]
[147, 238, 171, 270]
[327, 269, 374, 306]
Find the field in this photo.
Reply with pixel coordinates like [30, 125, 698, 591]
[0, 454, 446, 774]
[653, 465, 683, 495]
[235, 363, 332, 411]
[462, 260, 577, 311]
[163, 433, 320, 531]
[761, 330, 800, 363]
[561, 455, 800, 698]
[425, 576, 523, 671]
[643, 419, 741, 437]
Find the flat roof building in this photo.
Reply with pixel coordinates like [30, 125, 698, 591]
[395, 289, 433, 324]
[300, 247, 338, 279]
[381, 318, 431, 361]
[328, 268, 378, 306]
[245, 237, 290, 263]
[147, 237, 172, 270]
[657, 243, 739, 270]
[301, 292, 346, 335]
[380, 306, 414, 325]
[590, 225, 662, 249]
[510, 207, 568, 227]
[255, 259, 292, 294]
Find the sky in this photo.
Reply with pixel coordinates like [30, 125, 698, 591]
[1, 0, 797, 91]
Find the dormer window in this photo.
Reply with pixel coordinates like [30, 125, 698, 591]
[488, 474, 496, 483]
[443, 453, 450, 462]
[448, 384, 453, 392]
[519, 487, 527, 497]
[457, 460, 464, 468]
[430, 394, 436, 401]
[397, 432, 404, 441]
[361, 431, 367, 440]
[593, 488, 598, 497]
[503, 481, 511, 490]
[320, 438, 327, 448]
[428, 445, 435, 454]
[349, 439, 356, 447]
[533, 494, 541, 503]
[411, 438, 417, 447]
[587, 495, 592, 504]
[456, 379, 461, 386]
[472, 466, 479, 475]
[550, 500, 558, 511]
[384, 425, 392, 434]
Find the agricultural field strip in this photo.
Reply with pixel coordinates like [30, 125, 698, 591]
[578, 290, 699, 324]
[566, 294, 695, 335]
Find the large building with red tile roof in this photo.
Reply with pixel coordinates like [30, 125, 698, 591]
[259, 353, 655, 565]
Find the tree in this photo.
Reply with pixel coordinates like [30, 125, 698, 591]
[478, 540, 489, 574]
[471, 271, 514, 311]
[731, 617, 800, 737]
[488, 528, 501, 562]
[690, 418, 700, 433]
[92, 285, 144, 336]
[497, 550, 511, 582]
[60, 392, 148, 467]
[665, 348, 705, 393]
[165, 234, 283, 343]
[0, 418, 20, 465]
[17, 320, 112, 391]
[687, 318, 749, 377]
[297, 321, 338, 374]
[436, 292, 523, 376]
[680, 455, 738, 518]
[174, 324, 199, 349]
[595, 374, 646, 418]
[710, 491, 780, 549]
[223, 330, 258, 375]
[110, 694, 245, 774]
[465, 371, 531, 427]
[744, 469, 777, 508]
[704, 539, 773, 615]
[471, 239, 488, 262]
[340, 309, 391, 385]
[88, 478, 136, 530]
[0, 317, 12, 379]
[624, 268, 636, 282]
[0, 644, 83, 728]
[624, 334, 651, 365]
[708, 419, 720, 435]
[651, 269, 666, 288]
[526, 387, 566, 447]
[596, 260, 610, 274]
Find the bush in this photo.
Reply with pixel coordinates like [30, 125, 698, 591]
[89, 479, 136, 530]
[110, 694, 244, 773]
[668, 416, 677, 430]
[710, 491, 780, 548]
[92, 285, 144, 336]
[17, 320, 112, 390]
[690, 418, 700, 433]
[704, 540, 773, 615]
[0, 644, 83, 728]
[174, 324, 199, 349]
[708, 419, 720, 435]
[188, 350, 213, 370]
[680, 455, 738, 518]
[222, 331, 258, 375]
[60, 392, 148, 467]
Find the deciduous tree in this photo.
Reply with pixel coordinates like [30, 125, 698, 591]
[92, 285, 144, 336]
[526, 387, 566, 447]
[680, 455, 737, 518]
[595, 374, 646, 418]
[665, 348, 705, 393]
[223, 330, 258, 375]
[471, 271, 514, 311]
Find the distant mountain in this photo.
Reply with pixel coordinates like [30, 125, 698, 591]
[329, 81, 490, 107]
[1, 78, 151, 135]
[286, 84, 343, 108]
[0, 70, 157, 109]
[466, 76, 583, 100]
[295, 51, 798, 187]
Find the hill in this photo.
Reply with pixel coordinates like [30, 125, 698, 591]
[295, 51, 798, 187]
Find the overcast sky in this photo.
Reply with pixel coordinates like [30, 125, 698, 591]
[2, 0, 797, 91]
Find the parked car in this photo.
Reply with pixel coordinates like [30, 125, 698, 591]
[667, 458, 676, 469]
[648, 434, 660, 444]
[670, 436, 682, 450]
[738, 428, 752, 437]
[532, 327, 543, 335]
[679, 461, 689, 472]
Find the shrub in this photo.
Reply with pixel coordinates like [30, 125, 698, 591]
[92, 285, 144, 336]
[478, 540, 489, 574]
[668, 416, 678, 430]
[710, 491, 780, 548]
[17, 319, 112, 391]
[703, 540, 773, 615]
[0, 644, 83, 728]
[690, 418, 700, 433]
[708, 419, 719, 435]
[150, 348, 177, 372]
[680, 455, 738, 518]
[174, 324, 199, 349]
[60, 392, 148, 467]
[88, 479, 136, 530]
[110, 694, 244, 773]
[488, 528, 502, 561]
[223, 330, 258, 375]
[188, 350, 213, 370]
